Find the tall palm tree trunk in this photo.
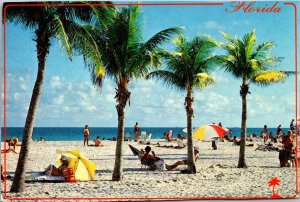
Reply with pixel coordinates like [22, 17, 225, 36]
[10, 27, 50, 192]
[238, 78, 248, 168]
[186, 86, 196, 174]
[112, 78, 130, 181]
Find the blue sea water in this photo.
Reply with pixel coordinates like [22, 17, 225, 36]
[1, 127, 291, 141]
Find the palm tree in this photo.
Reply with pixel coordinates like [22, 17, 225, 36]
[5, 2, 102, 192]
[220, 29, 291, 168]
[78, 5, 182, 181]
[146, 34, 219, 173]
[268, 177, 282, 198]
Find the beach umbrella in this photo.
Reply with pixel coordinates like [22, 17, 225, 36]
[55, 149, 96, 181]
[129, 144, 140, 156]
[193, 124, 229, 140]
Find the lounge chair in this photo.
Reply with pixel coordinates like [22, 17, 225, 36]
[139, 131, 152, 145]
[124, 133, 131, 141]
[140, 131, 147, 141]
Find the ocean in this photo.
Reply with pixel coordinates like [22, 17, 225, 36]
[1, 127, 291, 141]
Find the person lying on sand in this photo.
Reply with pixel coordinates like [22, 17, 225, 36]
[166, 147, 200, 170]
[177, 134, 187, 140]
[43, 156, 69, 176]
[1, 148, 18, 154]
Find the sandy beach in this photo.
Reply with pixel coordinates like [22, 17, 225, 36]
[1, 138, 299, 201]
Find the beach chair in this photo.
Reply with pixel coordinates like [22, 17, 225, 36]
[124, 133, 131, 141]
[146, 133, 152, 144]
[140, 131, 147, 141]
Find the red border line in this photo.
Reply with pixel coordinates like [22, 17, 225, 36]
[284, 1, 299, 196]
[3, 1, 7, 196]
[2, 1, 298, 201]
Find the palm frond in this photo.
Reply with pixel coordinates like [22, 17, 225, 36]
[193, 35, 220, 69]
[127, 5, 142, 49]
[194, 73, 215, 89]
[220, 31, 235, 44]
[253, 41, 275, 60]
[146, 70, 186, 90]
[244, 29, 256, 61]
[71, 24, 105, 88]
[143, 27, 183, 51]
[51, 15, 72, 59]
[253, 71, 287, 85]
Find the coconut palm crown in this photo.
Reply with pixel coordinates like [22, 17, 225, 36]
[79, 5, 182, 180]
[146, 34, 220, 173]
[219, 29, 291, 168]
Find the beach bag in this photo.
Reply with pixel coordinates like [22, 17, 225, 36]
[63, 168, 76, 182]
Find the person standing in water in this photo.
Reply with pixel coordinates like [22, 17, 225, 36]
[83, 125, 90, 146]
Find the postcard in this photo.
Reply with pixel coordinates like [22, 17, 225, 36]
[1, 0, 299, 201]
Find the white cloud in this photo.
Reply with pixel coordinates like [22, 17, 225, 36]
[20, 83, 28, 90]
[52, 95, 64, 105]
[14, 93, 20, 101]
[204, 20, 223, 30]
[50, 76, 63, 88]
[105, 94, 115, 103]
[63, 106, 70, 112]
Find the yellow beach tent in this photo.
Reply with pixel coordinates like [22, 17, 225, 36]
[55, 149, 96, 181]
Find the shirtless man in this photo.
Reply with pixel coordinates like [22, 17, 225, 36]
[93, 136, 104, 147]
[83, 125, 90, 146]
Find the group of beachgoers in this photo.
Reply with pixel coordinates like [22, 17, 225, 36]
[82, 125, 104, 147]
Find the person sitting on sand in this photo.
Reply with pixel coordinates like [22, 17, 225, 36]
[233, 136, 240, 146]
[165, 130, 173, 142]
[141, 146, 163, 170]
[166, 147, 200, 170]
[93, 136, 104, 147]
[43, 156, 69, 176]
[40, 137, 45, 142]
[6, 137, 19, 151]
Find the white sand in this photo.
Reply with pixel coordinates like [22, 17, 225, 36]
[1, 139, 299, 201]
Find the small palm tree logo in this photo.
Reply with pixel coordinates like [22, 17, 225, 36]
[268, 177, 282, 198]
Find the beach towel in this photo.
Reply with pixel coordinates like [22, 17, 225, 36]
[25, 172, 65, 183]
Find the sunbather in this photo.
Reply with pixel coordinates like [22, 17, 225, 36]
[43, 156, 69, 176]
[141, 146, 164, 170]
[177, 134, 187, 140]
[166, 147, 199, 170]
[93, 136, 104, 147]
[1, 148, 18, 154]
[6, 137, 19, 151]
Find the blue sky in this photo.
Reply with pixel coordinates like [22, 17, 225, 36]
[2, 1, 299, 128]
